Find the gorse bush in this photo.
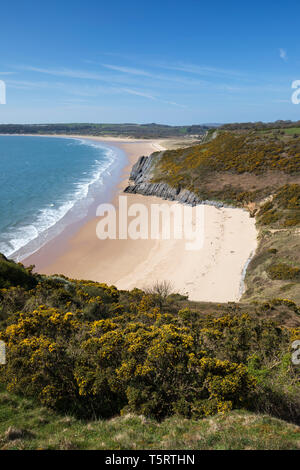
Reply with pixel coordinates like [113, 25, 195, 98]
[266, 263, 300, 281]
[0, 265, 299, 423]
[257, 184, 300, 228]
[0, 304, 256, 419]
[275, 184, 300, 209]
[156, 132, 300, 178]
[150, 132, 300, 206]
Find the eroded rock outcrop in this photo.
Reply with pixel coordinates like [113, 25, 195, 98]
[124, 153, 226, 208]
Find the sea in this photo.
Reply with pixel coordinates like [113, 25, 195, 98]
[0, 135, 126, 261]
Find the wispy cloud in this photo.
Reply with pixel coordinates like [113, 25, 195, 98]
[162, 100, 187, 108]
[95, 52, 245, 78]
[7, 79, 54, 90]
[273, 99, 290, 103]
[18, 61, 244, 93]
[7, 77, 185, 107]
[157, 62, 244, 78]
[12, 57, 278, 110]
[122, 88, 156, 100]
[122, 88, 186, 107]
[16, 66, 104, 80]
[7, 79, 116, 97]
[101, 64, 152, 77]
[279, 48, 287, 61]
[100, 62, 208, 88]
[13, 63, 189, 106]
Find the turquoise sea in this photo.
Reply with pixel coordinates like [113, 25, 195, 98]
[0, 136, 125, 260]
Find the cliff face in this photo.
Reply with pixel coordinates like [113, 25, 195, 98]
[124, 153, 226, 208]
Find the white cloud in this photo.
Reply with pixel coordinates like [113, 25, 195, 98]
[279, 48, 287, 61]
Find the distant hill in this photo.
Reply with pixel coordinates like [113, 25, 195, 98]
[0, 123, 212, 139]
[2, 120, 300, 137]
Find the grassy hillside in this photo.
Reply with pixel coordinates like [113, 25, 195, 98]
[152, 130, 300, 205]
[1, 386, 299, 450]
[256, 184, 300, 228]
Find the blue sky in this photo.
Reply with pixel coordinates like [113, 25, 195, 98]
[1, 0, 300, 124]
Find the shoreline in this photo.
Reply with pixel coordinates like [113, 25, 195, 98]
[23, 135, 258, 303]
[23, 136, 166, 269]
[4, 135, 131, 262]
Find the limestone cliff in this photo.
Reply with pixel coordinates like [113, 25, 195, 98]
[124, 152, 226, 208]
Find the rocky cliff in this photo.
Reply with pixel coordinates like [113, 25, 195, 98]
[124, 152, 227, 208]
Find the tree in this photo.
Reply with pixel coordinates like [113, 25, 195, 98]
[144, 280, 174, 309]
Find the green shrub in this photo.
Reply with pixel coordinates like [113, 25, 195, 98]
[257, 185, 300, 228]
[266, 263, 300, 281]
[0, 254, 36, 290]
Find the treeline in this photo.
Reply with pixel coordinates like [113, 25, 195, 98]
[221, 120, 300, 130]
[0, 123, 212, 138]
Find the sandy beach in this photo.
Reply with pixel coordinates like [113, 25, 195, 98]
[25, 136, 257, 302]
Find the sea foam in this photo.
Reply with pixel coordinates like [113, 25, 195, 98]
[0, 136, 124, 260]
